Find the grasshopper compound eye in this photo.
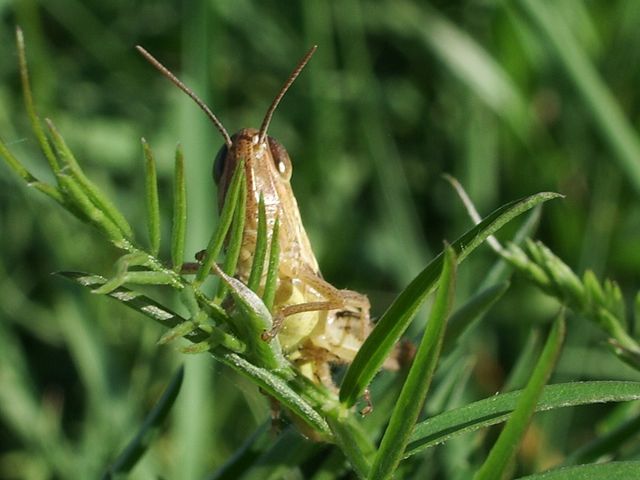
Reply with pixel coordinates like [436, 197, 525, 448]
[267, 136, 292, 181]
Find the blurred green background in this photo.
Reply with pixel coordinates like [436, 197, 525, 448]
[1, 0, 640, 478]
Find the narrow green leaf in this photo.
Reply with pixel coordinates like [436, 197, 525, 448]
[442, 281, 510, 354]
[56, 173, 125, 242]
[0, 138, 64, 203]
[340, 192, 562, 406]
[104, 365, 184, 476]
[196, 159, 244, 284]
[171, 144, 187, 270]
[158, 321, 200, 345]
[473, 313, 566, 480]
[406, 381, 640, 458]
[212, 265, 286, 371]
[46, 119, 133, 240]
[142, 139, 161, 256]
[15, 27, 59, 173]
[247, 194, 268, 293]
[217, 352, 329, 436]
[514, 461, 640, 480]
[216, 175, 247, 300]
[370, 245, 457, 480]
[262, 216, 280, 311]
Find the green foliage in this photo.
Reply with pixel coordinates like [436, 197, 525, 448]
[474, 313, 566, 480]
[515, 461, 640, 480]
[407, 381, 640, 458]
[2, 2, 640, 479]
[370, 246, 457, 480]
[142, 139, 161, 256]
[503, 239, 640, 367]
[340, 192, 561, 407]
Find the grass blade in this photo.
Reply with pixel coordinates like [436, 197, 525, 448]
[516, 0, 640, 193]
[369, 2, 532, 138]
[171, 144, 187, 269]
[369, 245, 457, 480]
[406, 381, 640, 458]
[142, 139, 161, 256]
[340, 192, 562, 406]
[103, 365, 184, 476]
[473, 312, 566, 480]
[514, 461, 640, 480]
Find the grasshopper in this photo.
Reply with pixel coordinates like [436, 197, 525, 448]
[137, 46, 394, 386]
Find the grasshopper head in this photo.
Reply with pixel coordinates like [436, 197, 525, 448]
[136, 44, 315, 209]
[213, 128, 293, 209]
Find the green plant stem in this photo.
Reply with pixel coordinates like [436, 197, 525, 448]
[110, 239, 228, 322]
[326, 414, 374, 480]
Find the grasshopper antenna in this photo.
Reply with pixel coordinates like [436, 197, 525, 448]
[258, 45, 317, 144]
[136, 46, 233, 148]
